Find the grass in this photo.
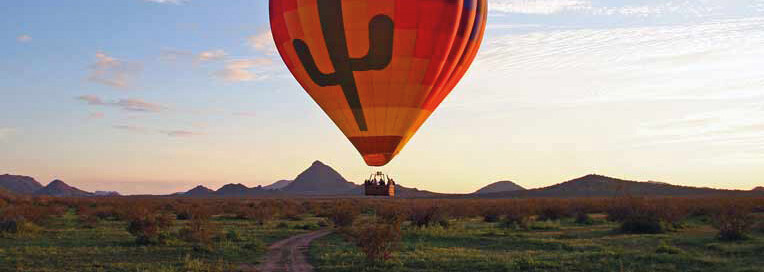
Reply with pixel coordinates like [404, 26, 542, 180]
[0, 210, 323, 272]
[310, 215, 764, 272]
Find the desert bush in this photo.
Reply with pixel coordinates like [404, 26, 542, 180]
[537, 201, 572, 221]
[0, 219, 42, 236]
[224, 229, 243, 242]
[328, 201, 360, 228]
[482, 206, 502, 223]
[575, 212, 595, 225]
[607, 197, 686, 234]
[0, 204, 59, 226]
[409, 204, 448, 228]
[711, 201, 755, 241]
[126, 206, 173, 245]
[502, 205, 533, 230]
[376, 204, 408, 227]
[249, 204, 276, 225]
[179, 208, 216, 245]
[349, 220, 402, 262]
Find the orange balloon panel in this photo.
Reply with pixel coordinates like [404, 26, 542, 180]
[270, 0, 487, 166]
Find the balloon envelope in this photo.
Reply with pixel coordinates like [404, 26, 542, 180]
[270, 0, 487, 166]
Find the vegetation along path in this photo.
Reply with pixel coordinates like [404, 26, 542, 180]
[254, 229, 332, 272]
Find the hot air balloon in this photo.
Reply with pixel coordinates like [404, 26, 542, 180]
[270, 0, 487, 196]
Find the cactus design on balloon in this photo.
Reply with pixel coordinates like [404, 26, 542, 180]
[293, 0, 394, 132]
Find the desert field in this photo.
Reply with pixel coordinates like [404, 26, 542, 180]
[1, 195, 763, 272]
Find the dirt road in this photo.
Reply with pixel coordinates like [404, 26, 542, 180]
[253, 230, 332, 272]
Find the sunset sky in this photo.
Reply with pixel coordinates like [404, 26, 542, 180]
[1, 0, 763, 195]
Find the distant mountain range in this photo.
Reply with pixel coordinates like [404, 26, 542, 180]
[0, 175, 102, 197]
[179, 161, 441, 198]
[466, 174, 763, 198]
[2, 164, 763, 198]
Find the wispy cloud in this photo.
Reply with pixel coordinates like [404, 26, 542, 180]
[469, 17, 764, 107]
[489, 0, 746, 17]
[76, 95, 166, 113]
[197, 49, 227, 62]
[491, 0, 589, 15]
[248, 30, 277, 55]
[17, 34, 31, 43]
[216, 59, 272, 82]
[88, 52, 142, 88]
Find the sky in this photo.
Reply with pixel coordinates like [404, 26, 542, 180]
[1, 0, 763, 195]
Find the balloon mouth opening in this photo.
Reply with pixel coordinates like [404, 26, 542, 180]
[349, 136, 403, 166]
[363, 153, 393, 167]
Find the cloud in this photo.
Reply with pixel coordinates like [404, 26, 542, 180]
[76, 95, 166, 112]
[17, 35, 31, 43]
[491, 0, 589, 15]
[88, 52, 142, 88]
[488, 0, 744, 17]
[215, 59, 272, 82]
[197, 49, 227, 61]
[248, 30, 277, 55]
[160, 130, 204, 137]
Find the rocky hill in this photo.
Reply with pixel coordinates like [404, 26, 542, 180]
[473, 180, 525, 195]
[279, 161, 358, 195]
[0, 174, 44, 194]
[35, 180, 93, 197]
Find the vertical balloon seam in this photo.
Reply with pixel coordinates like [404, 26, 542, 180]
[424, 0, 477, 111]
[386, 0, 422, 160]
[425, 0, 477, 109]
[387, 0, 426, 161]
[392, 1, 461, 157]
[438, 0, 487, 108]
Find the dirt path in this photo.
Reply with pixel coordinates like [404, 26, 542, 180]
[251, 230, 332, 272]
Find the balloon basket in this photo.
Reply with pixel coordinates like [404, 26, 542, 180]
[364, 171, 395, 197]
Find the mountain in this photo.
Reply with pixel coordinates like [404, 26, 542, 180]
[264, 179, 293, 190]
[753, 187, 764, 192]
[183, 185, 215, 197]
[280, 161, 358, 195]
[0, 174, 44, 194]
[473, 180, 525, 194]
[35, 180, 93, 197]
[94, 191, 121, 197]
[215, 183, 255, 197]
[473, 174, 762, 198]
